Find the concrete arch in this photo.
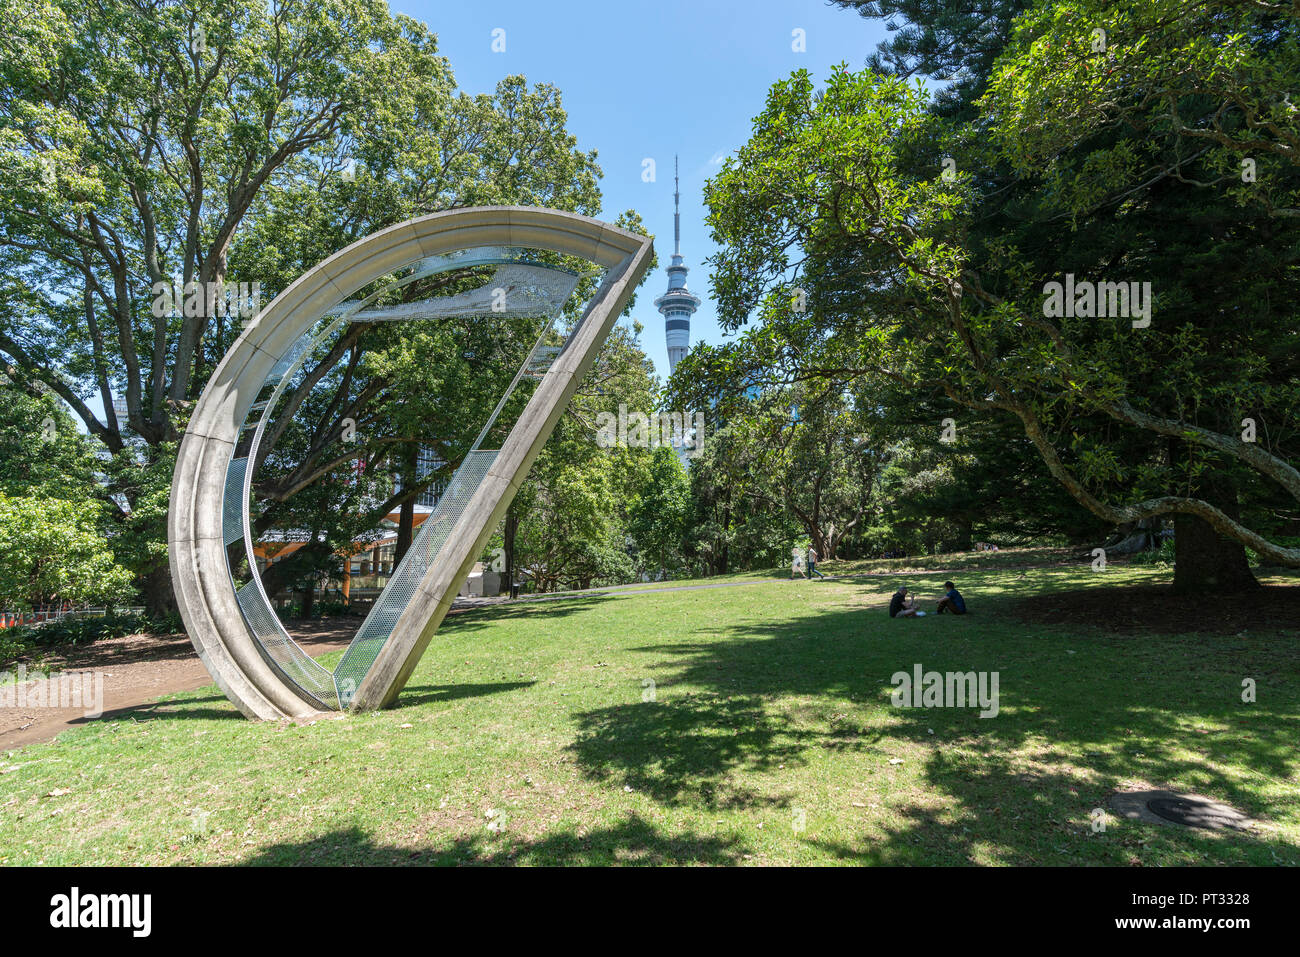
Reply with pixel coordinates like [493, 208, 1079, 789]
[169, 207, 655, 719]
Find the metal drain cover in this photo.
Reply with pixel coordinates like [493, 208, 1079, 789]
[1108, 789, 1253, 832]
[1146, 796, 1244, 830]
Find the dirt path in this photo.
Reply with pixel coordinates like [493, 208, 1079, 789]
[0, 620, 357, 751]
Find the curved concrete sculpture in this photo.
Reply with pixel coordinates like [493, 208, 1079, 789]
[169, 207, 654, 720]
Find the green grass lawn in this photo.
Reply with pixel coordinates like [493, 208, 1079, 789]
[536, 545, 1085, 593]
[2, 562, 1298, 865]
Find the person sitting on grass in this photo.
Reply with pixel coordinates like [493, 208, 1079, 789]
[889, 585, 923, 618]
[936, 580, 967, 615]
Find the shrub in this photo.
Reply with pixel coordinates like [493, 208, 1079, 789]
[0, 612, 182, 667]
[0, 494, 135, 610]
[1129, 538, 1175, 567]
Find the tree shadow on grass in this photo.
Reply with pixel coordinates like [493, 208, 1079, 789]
[394, 681, 535, 709]
[90, 680, 536, 721]
[238, 815, 748, 866]
[566, 693, 834, 809]
[438, 593, 619, 635]
[808, 753, 1295, 866]
[565, 590, 1300, 864]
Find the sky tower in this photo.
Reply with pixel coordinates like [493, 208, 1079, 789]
[654, 156, 701, 375]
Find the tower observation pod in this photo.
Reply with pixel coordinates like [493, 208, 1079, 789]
[654, 156, 701, 375]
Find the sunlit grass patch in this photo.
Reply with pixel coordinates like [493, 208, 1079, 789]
[2, 564, 1297, 865]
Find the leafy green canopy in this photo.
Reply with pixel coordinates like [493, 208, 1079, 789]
[511, 323, 693, 591]
[0, 493, 133, 610]
[0, 0, 646, 605]
[0, 384, 103, 500]
[698, 0, 1300, 571]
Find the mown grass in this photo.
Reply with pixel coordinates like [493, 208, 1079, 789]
[2, 561, 1297, 865]
[535, 545, 1083, 594]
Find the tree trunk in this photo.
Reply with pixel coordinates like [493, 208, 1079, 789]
[1167, 442, 1258, 593]
[1107, 517, 1158, 554]
[953, 517, 973, 553]
[142, 564, 177, 618]
[1172, 512, 1258, 593]
[394, 444, 418, 565]
[503, 505, 517, 592]
[300, 583, 315, 617]
[394, 501, 413, 565]
[719, 502, 730, 574]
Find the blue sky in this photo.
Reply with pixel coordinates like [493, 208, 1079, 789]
[394, 0, 889, 382]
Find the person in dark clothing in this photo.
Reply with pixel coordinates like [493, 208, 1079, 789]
[936, 581, 967, 615]
[807, 546, 826, 579]
[889, 585, 920, 618]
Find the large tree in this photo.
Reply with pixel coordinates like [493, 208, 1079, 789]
[0, 493, 133, 611]
[0, 0, 619, 610]
[683, 382, 879, 561]
[0, 378, 134, 612]
[671, 324, 1107, 559]
[0, 382, 103, 500]
[700, 0, 1300, 592]
[832, 0, 1034, 119]
[510, 322, 666, 591]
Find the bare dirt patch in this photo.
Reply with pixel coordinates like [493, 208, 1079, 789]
[1, 618, 361, 750]
[1011, 584, 1300, 635]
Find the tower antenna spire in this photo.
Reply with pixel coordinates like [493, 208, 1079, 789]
[655, 153, 700, 375]
[673, 155, 681, 257]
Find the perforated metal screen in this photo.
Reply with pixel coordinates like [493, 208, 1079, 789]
[237, 579, 340, 710]
[333, 449, 499, 706]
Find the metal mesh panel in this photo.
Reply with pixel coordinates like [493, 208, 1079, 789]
[333, 449, 499, 705]
[235, 580, 340, 710]
[266, 332, 315, 386]
[344, 264, 578, 322]
[524, 343, 564, 379]
[226, 322, 348, 710]
[222, 457, 249, 547]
